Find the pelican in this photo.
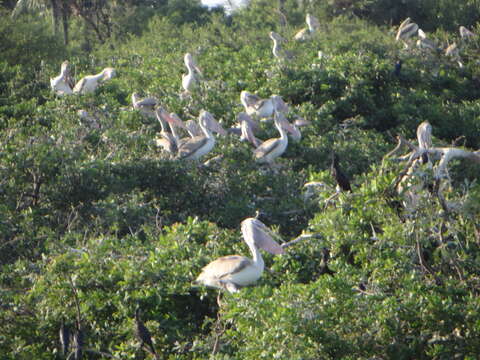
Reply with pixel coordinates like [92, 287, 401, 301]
[73, 67, 115, 94]
[177, 110, 216, 160]
[132, 92, 158, 115]
[459, 26, 475, 40]
[195, 217, 285, 293]
[395, 21, 418, 45]
[182, 53, 202, 94]
[240, 91, 289, 120]
[269, 31, 294, 60]
[417, 121, 432, 164]
[134, 307, 159, 359]
[155, 107, 181, 154]
[254, 111, 294, 164]
[294, 13, 320, 41]
[50, 60, 74, 96]
[417, 37, 437, 51]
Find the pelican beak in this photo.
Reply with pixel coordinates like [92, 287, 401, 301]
[208, 117, 227, 136]
[257, 233, 285, 255]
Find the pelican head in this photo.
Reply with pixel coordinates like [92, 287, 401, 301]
[274, 111, 296, 135]
[241, 218, 285, 255]
[269, 31, 284, 42]
[102, 67, 116, 80]
[184, 52, 202, 75]
[271, 95, 289, 113]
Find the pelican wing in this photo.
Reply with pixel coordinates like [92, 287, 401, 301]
[198, 255, 252, 280]
[185, 120, 203, 137]
[241, 218, 284, 255]
[243, 92, 262, 107]
[254, 138, 280, 159]
[177, 136, 208, 159]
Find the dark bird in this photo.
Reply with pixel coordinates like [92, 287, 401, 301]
[318, 247, 335, 276]
[134, 307, 158, 359]
[73, 320, 83, 360]
[59, 318, 70, 357]
[331, 152, 351, 192]
[394, 60, 402, 77]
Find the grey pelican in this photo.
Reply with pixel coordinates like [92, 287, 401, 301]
[238, 112, 261, 147]
[132, 92, 158, 117]
[73, 67, 115, 94]
[177, 110, 216, 160]
[155, 107, 181, 154]
[195, 217, 285, 293]
[185, 115, 227, 138]
[50, 60, 74, 96]
[417, 121, 432, 164]
[269, 31, 294, 60]
[459, 26, 475, 40]
[182, 53, 202, 94]
[254, 111, 294, 164]
[294, 13, 320, 41]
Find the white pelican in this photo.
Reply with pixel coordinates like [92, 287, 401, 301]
[177, 110, 216, 160]
[254, 111, 294, 164]
[182, 53, 202, 94]
[459, 26, 475, 40]
[294, 13, 320, 41]
[195, 217, 285, 293]
[155, 107, 180, 154]
[240, 91, 289, 120]
[417, 121, 432, 164]
[73, 67, 115, 94]
[132, 92, 158, 117]
[50, 60, 74, 96]
[269, 31, 294, 60]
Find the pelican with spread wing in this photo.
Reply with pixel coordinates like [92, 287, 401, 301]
[195, 217, 285, 293]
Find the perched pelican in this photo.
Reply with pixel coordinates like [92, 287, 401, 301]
[177, 110, 216, 160]
[294, 13, 320, 41]
[240, 91, 289, 120]
[50, 60, 74, 96]
[134, 307, 159, 359]
[73, 67, 115, 94]
[155, 107, 180, 154]
[417, 37, 437, 51]
[254, 111, 294, 164]
[269, 31, 294, 60]
[195, 217, 285, 293]
[132, 92, 158, 116]
[417, 121, 432, 164]
[417, 28, 427, 39]
[459, 26, 475, 40]
[331, 152, 351, 192]
[182, 53, 202, 94]
[395, 21, 418, 44]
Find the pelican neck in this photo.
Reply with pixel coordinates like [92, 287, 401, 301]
[246, 240, 264, 270]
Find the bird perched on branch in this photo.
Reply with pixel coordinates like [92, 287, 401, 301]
[417, 121, 432, 164]
[331, 152, 351, 192]
[134, 307, 159, 359]
[318, 247, 335, 276]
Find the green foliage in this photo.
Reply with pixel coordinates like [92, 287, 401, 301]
[1, 2, 480, 359]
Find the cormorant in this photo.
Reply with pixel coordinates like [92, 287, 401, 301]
[331, 152, 352, 192]
[134, 307, 158, 359]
